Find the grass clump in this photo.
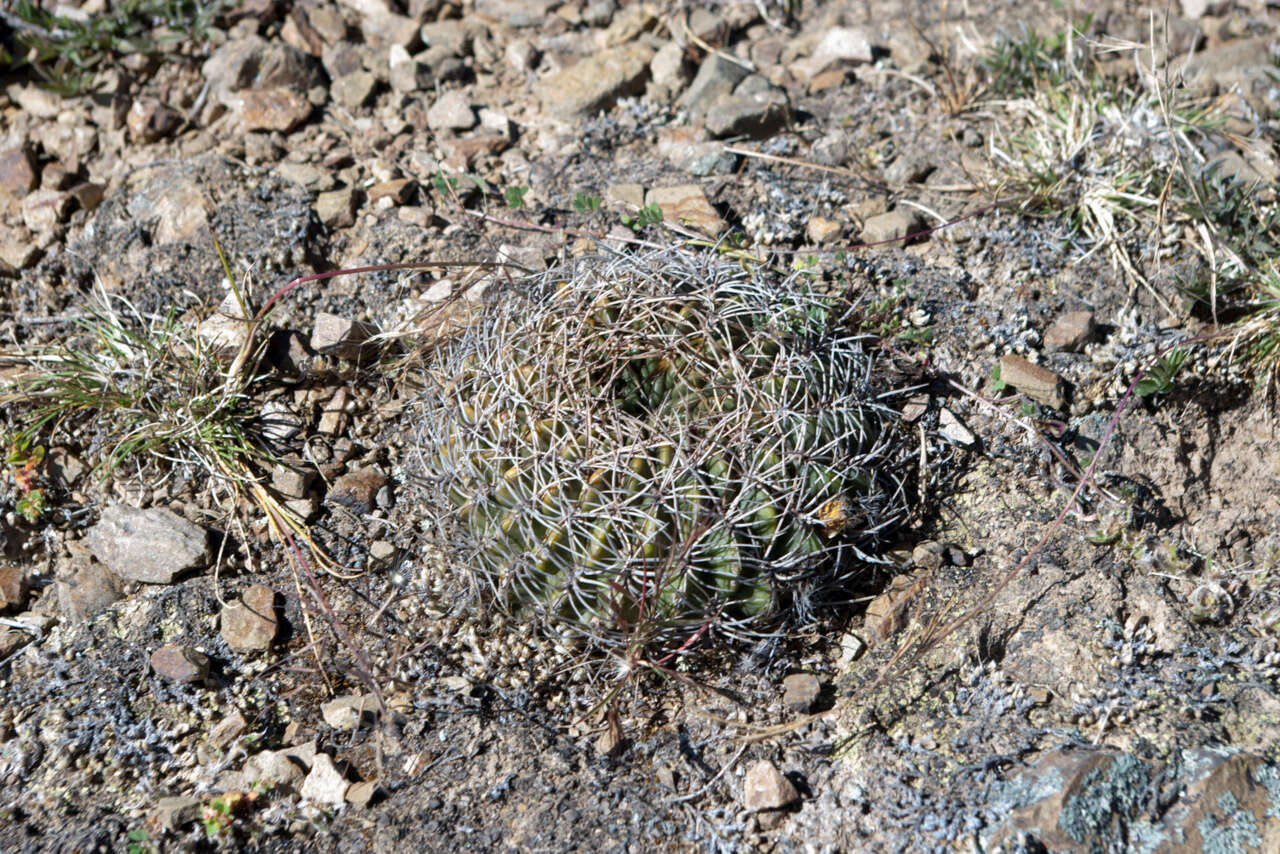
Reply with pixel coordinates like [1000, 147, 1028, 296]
[408, 249, 911, 662]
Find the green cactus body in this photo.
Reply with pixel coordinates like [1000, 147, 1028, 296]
[412, 251, 905, 649]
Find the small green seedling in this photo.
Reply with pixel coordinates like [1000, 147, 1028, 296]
[503, 185, 528, 209]
[126, 828, 155, 854]
[620, 203, 663, 233]
[573, 192, 602, 214]
[1136, 348, 1189, 397]
[4, 436, 46, 523]
[990, 364, 1008, 392]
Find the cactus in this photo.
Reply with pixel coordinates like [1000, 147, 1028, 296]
[410, 250, 907, 650]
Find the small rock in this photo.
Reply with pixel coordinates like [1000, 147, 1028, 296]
[1044, 310, 1096, 352]
[66, 182, 105, 212]
[209, 711, 248, 749]
[605, 183, 645, 210]
[266, 329, 316, 377]
[202, 36, 325, 110]
[300, 753, 349, 807]
[312, 312, 378, 358]
[743, 760, 799, 812]
[331, 70, 377, 110]
[317, 387, 350, 435]
[998, 354, 1066, 409]
[0, 147, 38, 197]
[197, 292, 252, 356]
[272, 463, 315, 499]
[705, 89, 790, 138]
[645, 185, 726, 236]
[315, 186, 359, 228]
[327, 467, 388, 515]
[388, 44, 429, 93]
[859, 209, 920, 245]
[0, 566, 28, 612]
[367, 178, 414, 205]
[886, 152, 936, 187]
[427, 90, 476, 131]
[370, 540, 397, 562]
[946, 544, 969, 567]
[781, 673, 822, 713]
[220, 584, 279, 653]
[806, 216, 842, 244]
[792, 26, 873, 81]
[535, 43, 654, 119]
[21, 190, 71, 232]
[864, 573, 927, 645]
[912, 541, 945, 571]
[87, 505, 211, 584]
[238, 86, 314, 132]
[346, 780, 379, 808]
[321, 694, 379, 731]
[677, 54, 749, 117]
[126, 98, 181, 143]
[649, 40, 691, 93]
[0, 235, 40, 273]
[150, 644, 210, 684]
[938, 408, 975, 446]
[595, 726, 622, 757]
[56, 562, 123, 622]
[277, 161, 334, 191]
[242, 749, 306, 794]
[154, 796, 202, 833]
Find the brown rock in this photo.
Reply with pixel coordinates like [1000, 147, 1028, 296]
[321, 693, 379, 731]
[864, 573, 926, 646]
[998, 354, 1066, 409]
[315, 186, 358, 227]
[781, 673, 822, 712]
[66, 182, 105, 212]
[367, 178, 414, 205]
[331, 70, 378, 110]
[859, 209, 920, 245]
[154, 796, 202, 833]
[346, 780, 380, 808]
[239, 87, 313, 133]
[645, 185, 726, 236]
[150, 643, 210, 684]
[0, 147, 38, 198]
[87, 504, 211, 584]
[0, 565, 28, 612]
[743, 759, 799, 812]
[126, 98, 181, 143]
[535, 43, 654, 119]
[209, 711, 248, 749]
[806, 216, 842, 244]
[221, 584, 279, 653]
[326, 467, 388, 515]
[440, 134, 508, 167]
[56, 562, 123, 623]
[21, 190, 71, 232]
[1043, 310, 1096, 352]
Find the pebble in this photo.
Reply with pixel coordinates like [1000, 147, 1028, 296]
[938, 407, 975, 446]
[0, 147, 38, 197]
[20, 190, 71, 232]
[312, 312, 378, 358]
[87, 504, 211, 584]
[705, 88, 790, 138]
[427, 90, 476, 131]
[388, 44, 428, 93]
[150, 644, 210, 684]
[677, 54, 748, 117]
[0, 565, 28, 612]
[743, 759, 799, 812]
[806, 216, 842, 244]
[238, 86, 314, 133]
[209, 711, 247, 749]
[792, 27, 873, 81]
[154, 796, 202, 833]
[300, 753, 349, 807]
[326, 466, 388, 515]
[220, 584, 279, 653]
[346, 780, 379, 808]
[859, 209, 920, 245]
[125, 98, 180, 143]
[242, 748, 307, 794]
[912, 541, 945, 571]
[197, 291, 252, 356]
[781, 673, 822, 712]
[332, 71, 378, 110]
[315, 186, 358, 228]
[321, 693, 379, 731]
[56, 562, 123, 622]
[998, 354, 1066, 409]
[1044, 310, 1097, 352]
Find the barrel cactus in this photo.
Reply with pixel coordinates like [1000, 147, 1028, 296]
[409, 250, 907, 652]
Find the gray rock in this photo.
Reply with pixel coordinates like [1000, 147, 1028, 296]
[781, 673, 822, 712]
[56, 562, 122, 622]
[705, 89, 790, 138]
[315, 186, 359, 228]
[242, 748, 306, 794]
[331, 70, 377, 110]
[321, 694, 379, 731]
[792, 26, 873, 81]
[535, 43, 654, 120]
[426, 90, 476, 131]
[388, 44, 429, 93]
[474, 0, 556, 28]
[86, 505, 211, 584]
[220, 584, 279, 653]
[154, 795, 202, 832]
[677, 54, 749, 117]
[912, 540, 945, 572]
[311, 312, 378, 358]
[202, 36, 325, 110]
[301, 753, 349, 806]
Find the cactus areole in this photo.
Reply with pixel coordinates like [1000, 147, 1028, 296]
[412, 251, 906, 650]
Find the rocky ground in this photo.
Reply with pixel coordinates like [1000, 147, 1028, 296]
[2, 0, 1280, 851]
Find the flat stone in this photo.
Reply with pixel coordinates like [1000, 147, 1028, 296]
[439, 134, 508, 167]
[0, 565, 28, 611]
[331, 70, 377, 110]
[239, 86, 313, 132]
[154, 796, 202, 833]
[87, 505, 211, 584]
[220, 584, 279, 653]
[705, 90, 790, 138]
[427, 90, 476, 131]
[6, 84, 61, 118]
[792, 26, 873, 81]
[0, 236, 40, 273]
[66, 182, 104, 212]
[645, 185, 726, 236]
[367, 178, 414, 205]
[864, 573, 927, 646]
[326, 467, 387, 515]
[272, 463, 315, 499]
[859, 209, 920, 246]
[743, 760, 799, 811]
[938, 408, 975, 446]
[1044, 310, 1096, 352]
[781, 673, 822, 712]
[346, 780, 379, 808]
[21, 190, 71, 232]
[535, 43, 654, 120]
[312, 312, 378, 358]
[209, 711, 247, 749]
[360, 10, 419, 48]
[321, 694, 379, 731]
[315, 186, 359, 228]
[56, 562, 123, 622]
[301, 753, 349, 807]
[277, 161, 335, 191]
[998, 354, 1066, 409]
[806, 216, 842, 244]
[317, 387, 350, 435]
[0, 147, 38, 197]
[150, 643, 210, 684]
